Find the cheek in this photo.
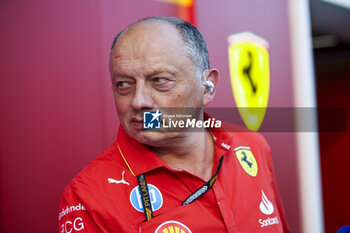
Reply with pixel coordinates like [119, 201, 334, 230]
[114, 97, 130, 118]
[182, 86, 203, 104]
[166, 91, 201, 107]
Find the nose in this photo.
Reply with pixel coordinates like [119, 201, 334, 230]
[131, 82, 154, 111]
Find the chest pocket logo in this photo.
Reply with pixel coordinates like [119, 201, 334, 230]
[155, 221, 192, 233]
[234, 147, 258, 177]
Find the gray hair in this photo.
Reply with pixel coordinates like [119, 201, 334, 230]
[110, 16, 210, 76]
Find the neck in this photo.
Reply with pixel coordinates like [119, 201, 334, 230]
[149, 130, 215, 181]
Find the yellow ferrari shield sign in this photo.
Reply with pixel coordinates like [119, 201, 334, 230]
[228, 32, 270, 131]
[234, 148, 258, 177]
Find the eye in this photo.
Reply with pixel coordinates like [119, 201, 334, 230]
[151, 77, 175, 92]
[114, 81, 133, 94]
[116, 81, 129, 88]
[153, 77, 168, 83]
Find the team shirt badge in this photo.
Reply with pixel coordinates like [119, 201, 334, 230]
[234, 146, 258, 177]
[155, 221, 192, 233]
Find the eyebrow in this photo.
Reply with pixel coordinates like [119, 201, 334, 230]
[145, 67, 180, 78]
[111, 73, 134, 80]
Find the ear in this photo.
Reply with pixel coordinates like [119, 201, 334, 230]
[202, 68, 219, 106]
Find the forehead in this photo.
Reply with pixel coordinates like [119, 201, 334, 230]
[110, 21, 192, 74]
[115, 20, 185, 52]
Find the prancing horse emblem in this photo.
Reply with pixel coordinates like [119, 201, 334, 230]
[241, 151, 253, 168]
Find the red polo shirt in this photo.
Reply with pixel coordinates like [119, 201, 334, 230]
[58, 123, 290, 233]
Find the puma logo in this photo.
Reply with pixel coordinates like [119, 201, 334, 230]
[108, 171, 130, 186]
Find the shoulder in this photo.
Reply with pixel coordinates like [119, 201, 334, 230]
[221, 122, 270, 151]
[58, 141, 138, 231]
[62, 141, 125, 198]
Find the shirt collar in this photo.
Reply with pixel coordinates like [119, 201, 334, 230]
[116, 127, 166, 176]
[116, 112, 234, 176]
[204, 112, 234, 162]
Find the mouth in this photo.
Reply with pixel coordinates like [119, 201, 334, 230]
[130, 117, 143, 129]
[131, 117, 143, 123]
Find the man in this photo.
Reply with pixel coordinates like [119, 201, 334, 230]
[58, 17, 290, 233]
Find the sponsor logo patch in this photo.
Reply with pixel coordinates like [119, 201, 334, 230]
[107, 171, 130, 186]
[58, 203, 86, 221]
[234, 146, 258, 177]
[130, 184, 163, 212]
[155, 221, 192, 233]
[259, 190, 274, 215]
[258, 189, 279, 228]
[61, 217, 84, 233]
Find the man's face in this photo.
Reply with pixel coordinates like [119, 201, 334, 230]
[109, 21, 205, 146]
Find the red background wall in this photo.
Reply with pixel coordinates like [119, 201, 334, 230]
[0, 0, 299, 232]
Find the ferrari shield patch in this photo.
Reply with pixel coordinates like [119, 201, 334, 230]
[234, 147, 258, 177]
[228, 32, 270, 131]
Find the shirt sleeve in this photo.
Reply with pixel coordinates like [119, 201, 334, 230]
[265, 143, 292, 233]
[58, 186, 102, 233]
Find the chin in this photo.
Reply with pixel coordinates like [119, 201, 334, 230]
[132, 130, 182, 147]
